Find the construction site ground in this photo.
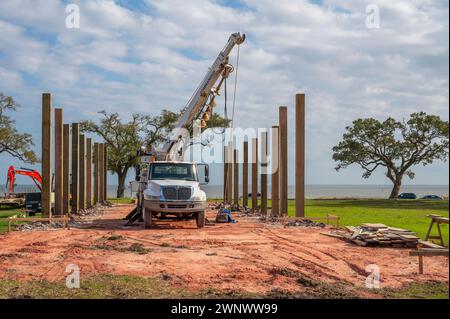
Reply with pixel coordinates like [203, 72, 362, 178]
[0, 203, 448, 299]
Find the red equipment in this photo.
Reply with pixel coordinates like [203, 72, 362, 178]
[6, 165, 42, 193]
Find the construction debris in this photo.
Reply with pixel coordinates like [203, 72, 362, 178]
[71, 202, 108, 216]
[260, 216, 326, 228]
[15, 220, 85, 231]
[285, 219, 326, 228]
[323, 224, 420, 248]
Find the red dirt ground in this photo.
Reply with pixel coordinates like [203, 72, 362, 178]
[0, 204, 448, 294]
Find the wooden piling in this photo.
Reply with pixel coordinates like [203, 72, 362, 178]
[103, 145, 108, 201]
[54, 108, 63, 216]
[71, 123, 79, 213]
[233, 149, 239, 205]
[260, 131, 268, 215]
[223, 145, 227, 202]
[93, 143, 99, 204]
[79, 134, 86, 210]
[251, 138, 258, 212]
[279, 106, 288, 216]
[63, 124, 70, 214]
[99, 143, 105, 203]
[41, 93, 52, 218]
[271, 126, 280, 216]
[226, 142, 233, 203]
[242, 141, 249, 207]
[86, 138, 92, 208]
[295, 94, 305, 217]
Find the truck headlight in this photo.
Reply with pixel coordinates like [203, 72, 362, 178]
[146, 195, 160, 201]
[192, 194, 206, 201]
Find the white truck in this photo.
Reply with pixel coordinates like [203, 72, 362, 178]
[142, 161, 209, 227]
[133, 32, 245, 228]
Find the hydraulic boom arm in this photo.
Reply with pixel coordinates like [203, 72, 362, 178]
[6, 165, 42, 193]
[161, 32, 245, 161]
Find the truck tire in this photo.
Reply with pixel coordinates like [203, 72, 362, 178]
[196, 210, 205, 228]
[144, 208, 152, 228]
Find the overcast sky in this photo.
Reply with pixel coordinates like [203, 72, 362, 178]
[0, 0, 448, 186]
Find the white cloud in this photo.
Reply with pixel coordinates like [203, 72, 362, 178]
[0, 0, 448, 185]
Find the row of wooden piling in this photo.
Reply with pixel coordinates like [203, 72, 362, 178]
[223, 93, 305, 217]
[41, 93, 108, 218]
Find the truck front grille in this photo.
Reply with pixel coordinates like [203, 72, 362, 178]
[162, 187, 177, 200]
[162, 186, 192, 200]
[178, 187, 192, 200]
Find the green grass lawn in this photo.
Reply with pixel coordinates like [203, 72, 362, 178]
[0, 206, 24, 233]
[302, 199, 448, 246]
[219, 198, 449, 246]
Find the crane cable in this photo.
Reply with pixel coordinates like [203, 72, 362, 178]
[230, 44, 240, 130]
[224, 44, 241, 203]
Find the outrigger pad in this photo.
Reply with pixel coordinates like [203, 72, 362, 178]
[125, 207, 141, 225]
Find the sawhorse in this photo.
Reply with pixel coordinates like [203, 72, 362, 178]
[424, 214, 449, 247]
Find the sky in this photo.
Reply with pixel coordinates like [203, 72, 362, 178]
[0, 0, 448, 187]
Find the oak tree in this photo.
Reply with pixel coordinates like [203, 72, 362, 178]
[332, 112, 449, 198]
[0, 93, 37, 163]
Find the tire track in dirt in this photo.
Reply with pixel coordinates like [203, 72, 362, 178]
[252, 227, 354, 283]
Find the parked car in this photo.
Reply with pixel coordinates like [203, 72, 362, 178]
[398, 193, 417, 199]
[422, 195, 442, 200]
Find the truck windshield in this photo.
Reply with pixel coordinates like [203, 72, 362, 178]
[149, 163, 197, 181]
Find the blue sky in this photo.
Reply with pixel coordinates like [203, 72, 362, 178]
[0, 0, 448, 187]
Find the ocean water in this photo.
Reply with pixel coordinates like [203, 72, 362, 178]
[4, 184, 446, 199]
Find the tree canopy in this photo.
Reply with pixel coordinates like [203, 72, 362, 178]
[0, 93, 37, 163]
[332, 112, 449, 198]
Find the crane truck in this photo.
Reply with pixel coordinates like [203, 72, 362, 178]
[132, 32, 245, 228]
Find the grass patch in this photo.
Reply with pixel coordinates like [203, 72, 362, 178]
[108, 198, 133, 204]
[241, 198, 449, 246]
[0, 275, 447, 299]
[303, 199, 449, 246]
[0, 207, 25, 234]
[269, 267, 299, 278]
[0, 275, 177, 299]
[377, 281, 449, 299]
[107, 234, 123, 241]
[127, 243, 151, 254]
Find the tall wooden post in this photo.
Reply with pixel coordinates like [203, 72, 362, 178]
[86, 138, 92, 208]
[260, 131, 268, 215]
[54, 108, 63, 216]
[295, 94, 305, 217]
[71, 123, 79, 213]
[242, 141, 249, 207]
[226, 142, 233, 203]
[233, 149, 239, 205]
[279, 106, 288, 216]
[93, 143, 99, 205]
[251, 137, 258, 212]
[103, 145, 108, 201]
[63, 124, 70, 215]
[271, 126, 280, 216]
[223, 145, 227, 202]
[99, 143, 105, 203]
[41, 93, 52, 218]
[79, 134, 86, 210]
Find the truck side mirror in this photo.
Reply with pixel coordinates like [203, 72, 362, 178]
[197, 163, 209, 185]
[205, 164, 209, 183]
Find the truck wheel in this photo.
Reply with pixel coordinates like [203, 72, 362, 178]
[144, 208, 152, 228]
[196, 210, 205, 228]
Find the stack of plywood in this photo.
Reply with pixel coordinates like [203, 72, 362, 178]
[324, 223, 420, 248]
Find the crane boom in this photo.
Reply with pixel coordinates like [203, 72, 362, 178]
[161, 32, 245, 161]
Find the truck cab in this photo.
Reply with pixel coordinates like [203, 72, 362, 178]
[142, 161, 209, 228]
